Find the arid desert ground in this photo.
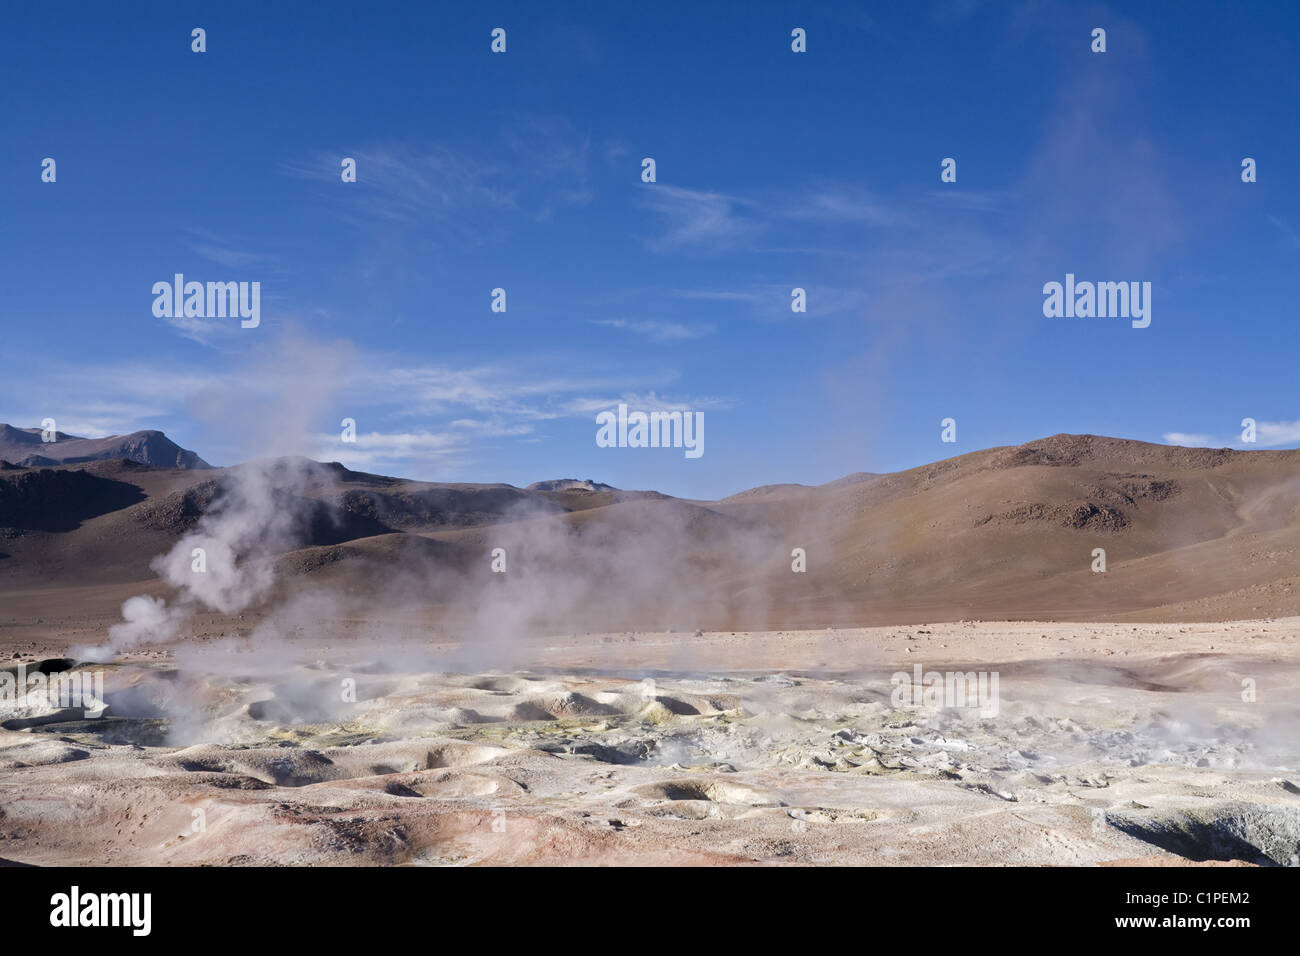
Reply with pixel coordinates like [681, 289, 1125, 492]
[2, 621, 1298, 866]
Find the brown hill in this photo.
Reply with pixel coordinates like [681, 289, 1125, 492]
[3, 433, 1300, 638]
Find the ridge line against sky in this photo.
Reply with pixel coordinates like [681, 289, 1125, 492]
[3, 0, 1298, 499]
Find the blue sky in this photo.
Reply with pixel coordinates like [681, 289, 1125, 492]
[3, 1, 1298, 498]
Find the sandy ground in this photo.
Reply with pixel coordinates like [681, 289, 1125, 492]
[1, 620, 1298, 866]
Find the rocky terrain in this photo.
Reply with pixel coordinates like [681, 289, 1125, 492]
[1, 621, 1296, 866]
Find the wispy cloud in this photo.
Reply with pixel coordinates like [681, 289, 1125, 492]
[502, 116, 596, 218]
[3, 346, 729, 475]
[285, 142, 516, 230]
[286, 118, 596, 235]
[564, 390, 733, 416]
[361, 360, 678, 423]
[640, 184, 758, 251]
[779, 184, 899, 225]
[186, 227, 282, 271]
[923, 189, 1010, 213]
[312, 428, 469, 473]
[669, 283, 867, 320]
[159, 314, 238, 349]
[669, 289, 767, 303]
[591, 318, 713, 342]
[1164, 422, 1300, 449]
[1254, 420, 1300, 446]
[1267, 215, 1300, 252]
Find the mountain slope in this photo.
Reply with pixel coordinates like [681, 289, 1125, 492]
[0, 424, 210, 469]
[4, 432, 1300, 631]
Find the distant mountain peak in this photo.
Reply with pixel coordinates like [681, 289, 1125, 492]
[0, 424, 210, 470]
[526, 478, 616, 492]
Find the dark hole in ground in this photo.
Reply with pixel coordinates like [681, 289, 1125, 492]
[1106, 802, 1300, 866]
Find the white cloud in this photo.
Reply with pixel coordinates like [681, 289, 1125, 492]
[185, 227, 282, 271]
[668, 283, 865, 320]
[640, 185, 758, 250]
[670, 288, 766, 303]
[564, 390, 732, 416]
[160, 313, 247, 349]
[4, 347, 729, 477]
[591, 318, 713, 342]
[1254, 420, 1300, 446]
[1164, 422, 1300, 450]
[780, 185, 898, 225]
[313, 429, 469, 473]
